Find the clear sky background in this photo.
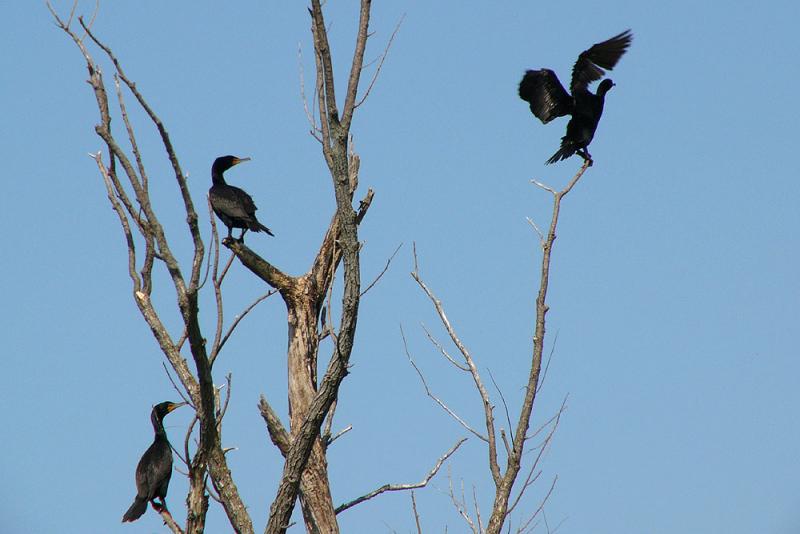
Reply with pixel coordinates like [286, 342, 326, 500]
[3, 1, 799, 533]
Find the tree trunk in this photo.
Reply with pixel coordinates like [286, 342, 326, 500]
[285, 277, 338, 534]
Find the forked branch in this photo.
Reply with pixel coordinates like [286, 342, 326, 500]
[335, 437, 467, 514]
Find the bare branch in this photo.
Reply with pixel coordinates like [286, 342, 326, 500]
[526, 217, 544, 244]
[525, 396, 568, 443]
[89, 152, 140, 292]
[485, 160, 590, 533]
[340, 0, 372, 129]
[411, 245, 501, 483]
[530, 180, 556, 195]
[259, 396, 290, 455]
[224, 239, 295, 293]
[326, 424, 352, 447]
[473, 485, 484, 534]
[355, 14, 405, 109]
[515, 476, 557, 534]
[298, 42, 323, 142]
[218, 374, 233, 424]
[401, 325, 488, 442]
[488, 369, 514, 445]
[322, 398, 339, 447]
[335, 437, 467, 514]
[360, 242, 402, 296]
[159, 508, 186, 534]
[213, 289, 277, 364]
[78, 17, 205, 290]
[411, 491, 423, 534]
[536, 331, 559, 394]
[420, 324, 469, 372]
[447, 470, 479, 534]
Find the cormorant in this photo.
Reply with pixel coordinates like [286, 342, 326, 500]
[518, 30, 632, 165]
[122, 401, 185, 523]
[209, 155, 274, 242]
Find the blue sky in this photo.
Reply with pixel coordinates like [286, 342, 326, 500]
[3, 1, 799, 533]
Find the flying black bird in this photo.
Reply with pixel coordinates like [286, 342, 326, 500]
[209, 155, 274, 242]
[122, 401, 185, 522]
[519, 30, 632, 165]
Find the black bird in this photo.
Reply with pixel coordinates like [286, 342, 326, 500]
[209, 155, 274, 242]
[519, 30, 632, 165]
[122, 401, 185, 523]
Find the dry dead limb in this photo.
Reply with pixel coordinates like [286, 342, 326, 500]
[355, 13, 405, 109]
[335, 437, 466, 515]
[159, 507, 186, 534]
[361, 242, 403, 296]
[421, 324, 469, 372]
[411, 158, 591, 533]
[446, 469, 479, 534]
[411, 491, 423, 534]
[411, 245, 502, 483]
[401, 325, 488, 442]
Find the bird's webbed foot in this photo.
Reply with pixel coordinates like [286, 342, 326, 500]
[238, 229, 247, 243]
[577, 149, 593, 166]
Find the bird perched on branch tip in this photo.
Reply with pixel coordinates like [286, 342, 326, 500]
[518, 30, 632, 165]
[122, 401, 185, 522]
[210, 155, 274, 242]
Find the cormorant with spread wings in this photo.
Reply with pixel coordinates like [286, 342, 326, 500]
[519, 30, 632, 164]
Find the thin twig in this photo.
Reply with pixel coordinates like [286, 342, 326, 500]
[526, 217, 544, 244]
[421, 324, 469, 372]
[401, 325, 488, 442]
[322, 397, 338, 445]
[298, 42, 323, 142]
[360, 242, 402, 296]
[530, 179, 556, 195]
[411, 491, 423, 534]
[162, 361, 193, 408]
[488, 369, 514, 445]
[447, 469, 478, 534]
[515, 476, 557, 534]
[326, 424, 352, 447]
[411, 244, 501, 483]
[354, 14, 405, 109]
[213, 289, 277, 364]
[537, 331, 559, 394]
[335, 438, 467, 514]
[473, 485, 484, 533]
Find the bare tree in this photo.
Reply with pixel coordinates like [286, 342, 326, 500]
[45, 2, 458, 534]
[408, 159, 592, 533]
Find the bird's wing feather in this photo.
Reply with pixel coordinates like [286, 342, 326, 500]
[518, 69, 573, 124]
[211, 186, 258, 219]
[135, 442, 171, 498]
[570, 30, 632, 92]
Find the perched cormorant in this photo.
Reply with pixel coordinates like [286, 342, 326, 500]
[209, 155, 274, 242]
[519, 30, 632, 164]
[122, 401, 185, 523]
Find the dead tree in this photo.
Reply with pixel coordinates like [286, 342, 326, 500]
[45, 1, 388, 533]
[408, 159, 592, 533]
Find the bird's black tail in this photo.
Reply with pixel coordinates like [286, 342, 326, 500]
[257, 222, 275, 236]
[122, 496, 148, 522]
[546, 137, 578, 165]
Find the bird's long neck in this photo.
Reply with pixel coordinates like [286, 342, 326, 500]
[211, 167, 227, 186]
[151, 410, 168, 440]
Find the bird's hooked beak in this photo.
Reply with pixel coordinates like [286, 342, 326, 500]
[167, 402, 187, 413]
[232, 157, 252, 166]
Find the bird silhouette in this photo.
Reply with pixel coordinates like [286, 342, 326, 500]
[519, 30, 632, 165]
[209, 155, 274, 242]
[122, 401, 184, 522]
